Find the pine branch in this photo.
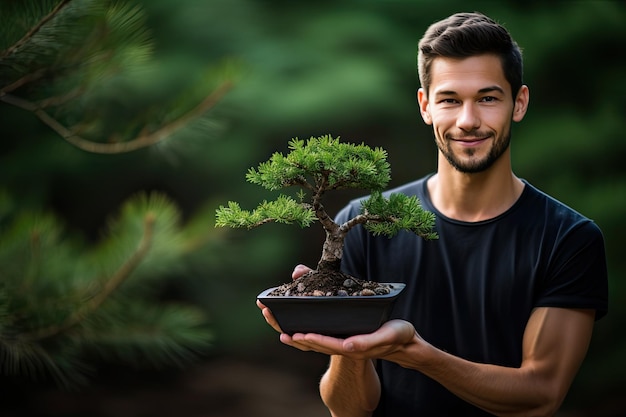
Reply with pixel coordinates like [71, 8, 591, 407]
[1, 1, 236, 154]
[80, 301, 210, 368]
[0, 79, 233, 154]
[0, 68, 47, 94]
[0, 0, 70, 59]
[19, 213, 156, 342]
[215, 196, 316, 229]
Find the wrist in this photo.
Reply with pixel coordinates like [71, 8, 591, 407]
[329, 354, 372, 371]
[388, 329, 436, 370]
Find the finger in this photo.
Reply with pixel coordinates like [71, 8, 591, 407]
[297, 332, 347, 350]
[345, 320, 415, 352]
[279, 333, 312, 351]
[292, 264, 312, 280]
[257, 302, 283, 333]
[279, 333, 317, 352]
[281, 333, 348, 355]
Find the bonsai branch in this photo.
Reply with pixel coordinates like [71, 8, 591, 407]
[341, 211, 394, 232]
[283, 175, 315, 192]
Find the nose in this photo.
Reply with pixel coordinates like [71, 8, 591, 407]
[456, 102, 480, 131]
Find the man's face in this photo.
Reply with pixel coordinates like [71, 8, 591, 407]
[418, 54, 527, 174]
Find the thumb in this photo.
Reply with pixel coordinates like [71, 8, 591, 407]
[292, 264, 312, 280]
[344, 320, 415, 351]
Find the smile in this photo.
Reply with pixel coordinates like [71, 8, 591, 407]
[451, 137, 489, 146]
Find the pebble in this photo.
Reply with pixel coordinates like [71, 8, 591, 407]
[360, 289, 376, 296]
[343, 278, 356, 288]
[375, 287, 391, 295]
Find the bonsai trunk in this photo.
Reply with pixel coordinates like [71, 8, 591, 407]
[316, 226, 344, 269]
[314, 200, 345, 275]
[267, 191, 391, 297]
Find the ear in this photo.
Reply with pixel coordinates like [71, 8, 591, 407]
[512, 85, 529, 122]
[417, 88, 433, 125]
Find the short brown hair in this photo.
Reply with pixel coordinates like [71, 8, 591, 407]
[418, 12, 523, 99]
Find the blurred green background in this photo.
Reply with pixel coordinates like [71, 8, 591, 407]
[1, 0, 624, 416]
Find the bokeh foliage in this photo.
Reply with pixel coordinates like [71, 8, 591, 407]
[1, 0, 624, 414]
[0, 0, 244, 386]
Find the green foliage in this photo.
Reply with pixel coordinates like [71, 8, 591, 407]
[0, 0, 235, 153]
[81, 299, 209, 367]
[0, 191, 212, 387]
[362, 191, 438, 240]
[0, 0, 236, 388]
[215, 196, 316, 229]
[246, 135, 391, 193]
[216, 134, 436, 269]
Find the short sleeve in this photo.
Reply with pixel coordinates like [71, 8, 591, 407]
[535, 220, 609, 320]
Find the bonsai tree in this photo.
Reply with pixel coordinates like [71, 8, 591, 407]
[215, 134, 438, 296]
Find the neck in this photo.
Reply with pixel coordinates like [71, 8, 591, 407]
[427, 151, 524, 222]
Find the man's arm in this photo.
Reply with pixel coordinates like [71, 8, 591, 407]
[257, 263, 380, 417]
[286, 307, 594, 417]
[261, 262, 597, 416]
[319, 356, 380, 417]
[257, 303, 381, 417]
[390, 307, 595, 416]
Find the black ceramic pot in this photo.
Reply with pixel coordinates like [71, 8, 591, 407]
[257, 283, 405, 337]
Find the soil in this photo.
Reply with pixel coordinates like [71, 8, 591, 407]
[269, 269, 392, 297]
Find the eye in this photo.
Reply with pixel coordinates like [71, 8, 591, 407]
[479, 96, 498, 103]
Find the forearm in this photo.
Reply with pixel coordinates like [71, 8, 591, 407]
[412, 309, 593, 416]
[413, 346, 557, 416]
[320, 355, 380, 417]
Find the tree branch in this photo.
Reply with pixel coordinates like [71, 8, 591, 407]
[284, 175, 316, 192]
[0, 0, 71, 59]
[340, 212, 385, 234]
[0, 69, 47, 94]
[20, 213, 156, 342]
[0, 79, 233, 154]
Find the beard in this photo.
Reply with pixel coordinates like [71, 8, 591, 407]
[436, 129, 511, 174]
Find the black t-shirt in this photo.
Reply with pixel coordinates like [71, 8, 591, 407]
[335, 175, 608, 417]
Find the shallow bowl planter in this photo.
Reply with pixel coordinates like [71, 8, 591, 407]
[257, 283, 406, 337]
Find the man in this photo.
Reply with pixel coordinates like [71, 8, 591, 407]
[258, 12, 608, 416]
